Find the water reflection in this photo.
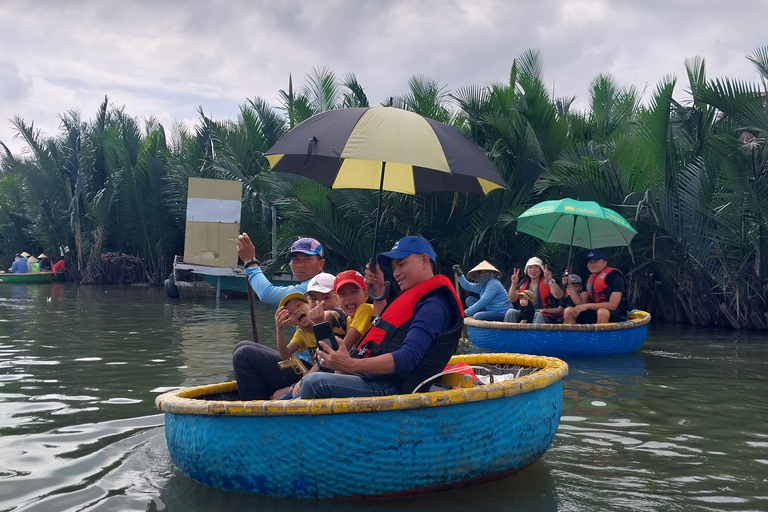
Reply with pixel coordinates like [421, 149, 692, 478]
[155, 454, 559, 512]
[172, 300, 276, 386]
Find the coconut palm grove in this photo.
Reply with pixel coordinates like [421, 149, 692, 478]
[2, 48, 768, 329]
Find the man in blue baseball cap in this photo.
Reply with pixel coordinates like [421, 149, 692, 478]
[300, 235, 464, 399]
[236, 234, 325, 306]
[563, 249, 629, 324]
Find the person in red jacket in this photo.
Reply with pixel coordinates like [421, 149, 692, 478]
[563, 250, 629, 324]
[51, 259, 66, 273]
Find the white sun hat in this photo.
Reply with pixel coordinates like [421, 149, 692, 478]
[304, 272, 336, 295]
[524, 257, 544, 274]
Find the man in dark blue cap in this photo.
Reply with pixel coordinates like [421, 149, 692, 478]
[563, 249, 629, 324]
[300, 236, 464, 398]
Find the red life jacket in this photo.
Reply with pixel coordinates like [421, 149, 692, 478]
[519, 278, 559, 318]
[354, 274, 464, 393]
[356, 274, 463, 357]
[587, 267, 623, 303]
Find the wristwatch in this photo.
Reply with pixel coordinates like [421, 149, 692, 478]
[244, 258, 260, 269]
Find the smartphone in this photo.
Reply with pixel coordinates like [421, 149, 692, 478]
[313, 321, 338, 351]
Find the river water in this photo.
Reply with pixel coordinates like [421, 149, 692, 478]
[0, 283, 766, 511]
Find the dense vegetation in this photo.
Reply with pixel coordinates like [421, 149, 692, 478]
[2, 48, 768, 329]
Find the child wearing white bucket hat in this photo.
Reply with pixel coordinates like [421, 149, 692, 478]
[453, 260, 512, 321]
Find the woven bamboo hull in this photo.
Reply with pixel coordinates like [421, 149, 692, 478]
[465, 311, 651, 358]
[0, 271, 64, 284]
[156, 353, 567, 498]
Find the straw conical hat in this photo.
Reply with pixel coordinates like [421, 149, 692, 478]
[38, 253, 48, 259]
[27, 256, 38, 263]
[21, 252, 30, 258]
[466, 260, 502, 281]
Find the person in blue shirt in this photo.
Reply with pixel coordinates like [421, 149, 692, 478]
[300, 236, 463, 399]
[10, 253, 28, 274]
[453, 260, 512, 321]
[236, 234, 325, 306]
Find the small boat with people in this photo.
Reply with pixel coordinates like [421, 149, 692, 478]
[0, 271, 65, 284]
[155, 352, 567, 498]
[464, 310, 651, 359]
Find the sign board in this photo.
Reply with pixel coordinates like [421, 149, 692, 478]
[183, 178, 243, 268]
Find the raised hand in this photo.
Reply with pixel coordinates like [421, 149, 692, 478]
[237, 233, 257, 263]
[510, 268, 520, 287]
[452, 264, 463, 276]
[543, 264, 553, 283]
[364, 262, 385, 298]
[274, 306, 290, 329]
[308, 300, 325, 324]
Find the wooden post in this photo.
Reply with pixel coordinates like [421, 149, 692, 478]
[246, 280, 260, 343]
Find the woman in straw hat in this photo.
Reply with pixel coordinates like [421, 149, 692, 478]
[26, 256, 40, 273]
[504, 256, 564, 324]
[38, 254, 52, 272]
[452, 260, 512, 321]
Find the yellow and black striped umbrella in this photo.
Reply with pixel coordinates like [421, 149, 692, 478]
[265, 106, 506, 195]
[265, 106, 506, 298]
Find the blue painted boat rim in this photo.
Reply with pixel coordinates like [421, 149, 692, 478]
[155, 353, 568, 417]
[465, 310, 650, 332]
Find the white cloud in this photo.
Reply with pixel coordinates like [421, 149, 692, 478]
[1, 0, 766, 155]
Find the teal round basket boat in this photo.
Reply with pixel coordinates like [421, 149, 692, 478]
[465, 310, 651, 359]
[155, 353, 567, 498]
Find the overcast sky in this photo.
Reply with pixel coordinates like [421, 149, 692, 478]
[1, 0, 766, 156]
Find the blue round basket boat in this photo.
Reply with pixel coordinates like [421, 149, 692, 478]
[155, 353, 567, 498]
[465, 310, 651, 359]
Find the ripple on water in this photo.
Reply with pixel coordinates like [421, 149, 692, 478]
[101, 398, 143, 405]
[0, 373, 33, 382]
[50, 406, 101, 415]
[0, 414, 165, 511]
[11, 358, 60, 366]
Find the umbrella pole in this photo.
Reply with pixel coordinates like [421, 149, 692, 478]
[567, 216, 577, 273]
[369, 162, 391, 301]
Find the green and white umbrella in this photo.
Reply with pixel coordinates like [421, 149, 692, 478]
[516, 198, 637, 268]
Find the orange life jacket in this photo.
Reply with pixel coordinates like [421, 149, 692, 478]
[519, 278, 559, 318]
[587, 267, 628, 309]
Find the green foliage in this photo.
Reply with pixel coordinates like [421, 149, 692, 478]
[3, 47, 768, 328]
